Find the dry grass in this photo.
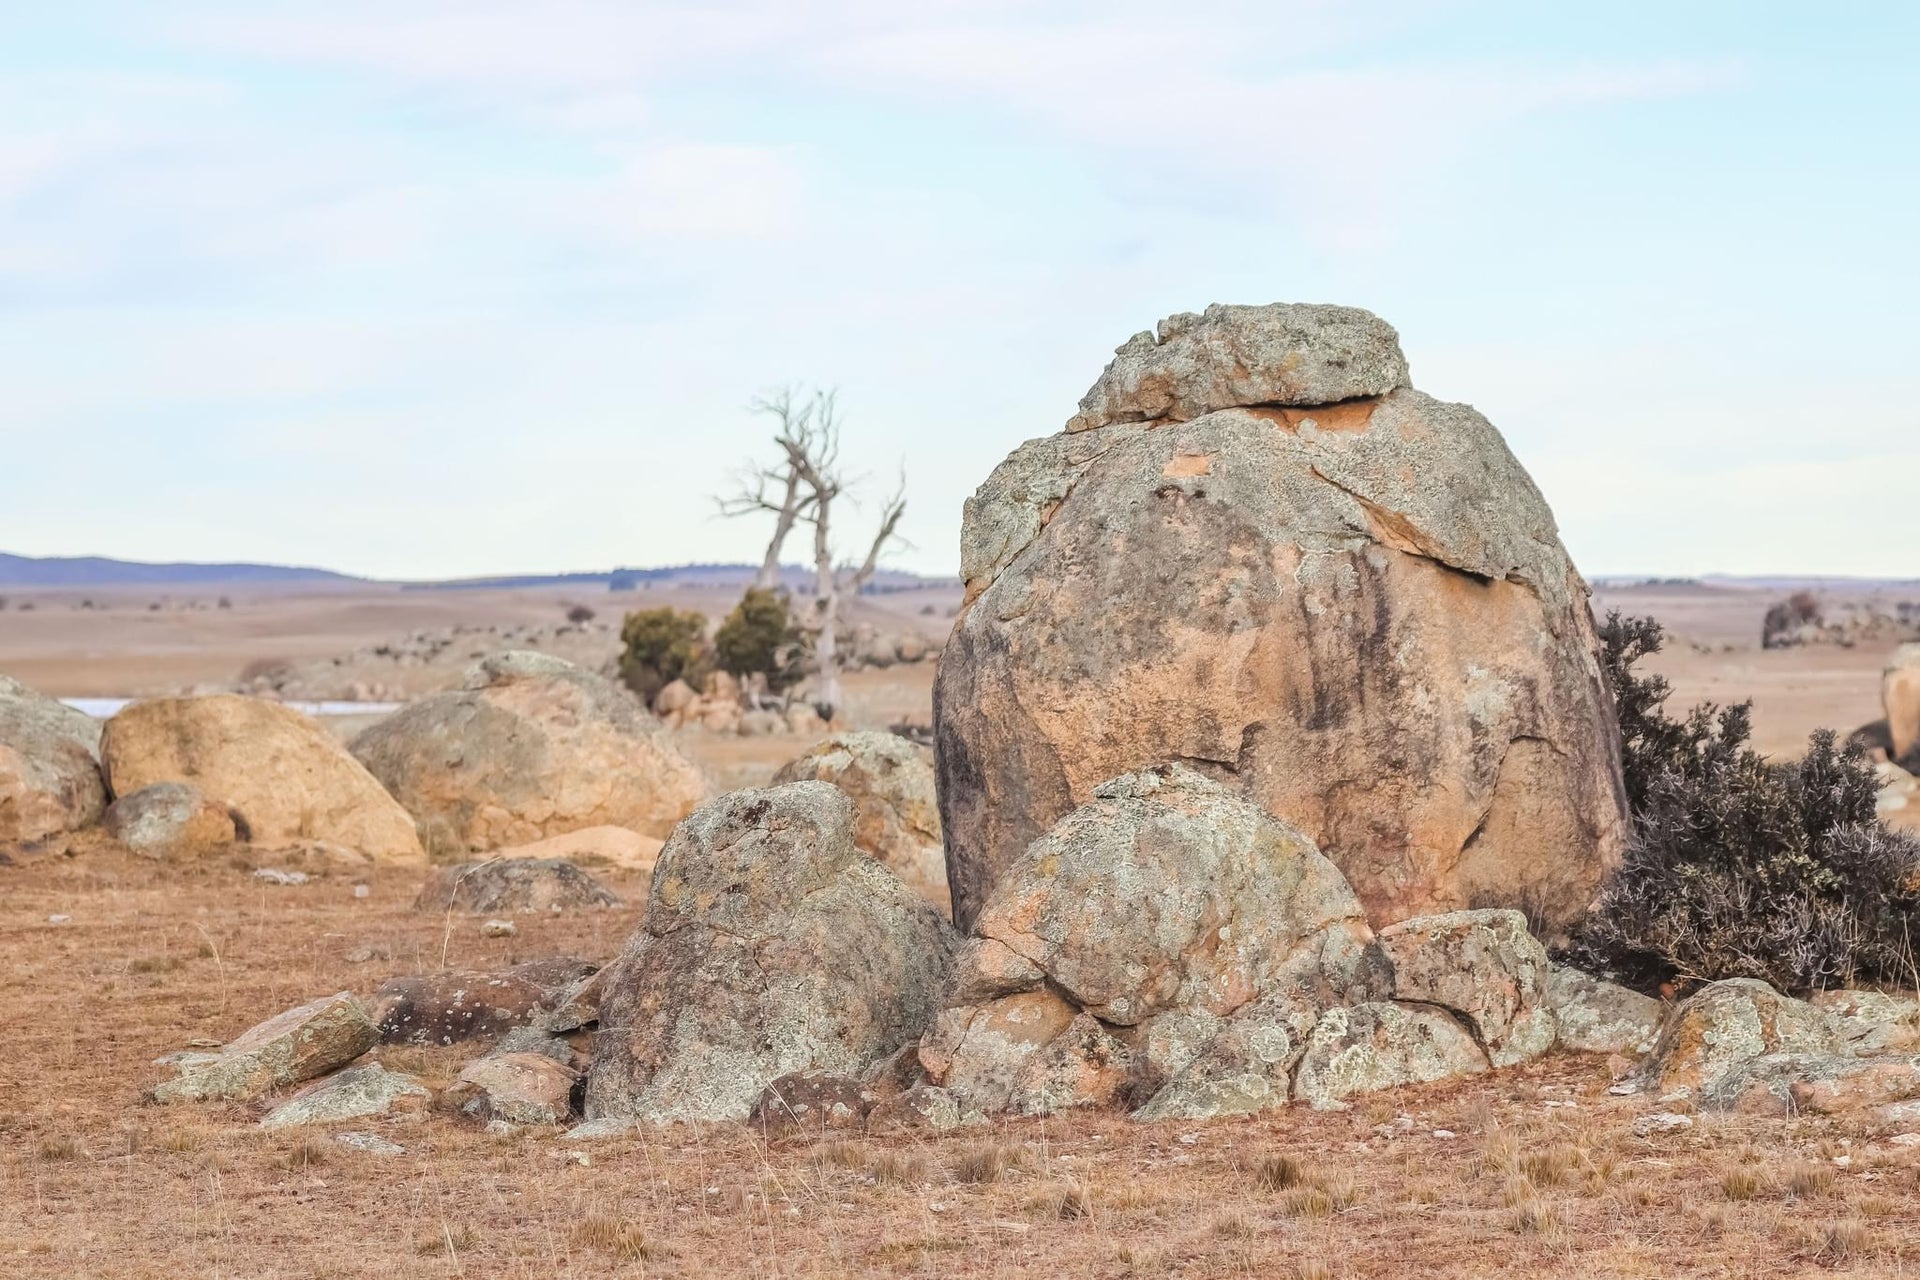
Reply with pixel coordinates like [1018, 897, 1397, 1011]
[4, 843, 1920, 1278]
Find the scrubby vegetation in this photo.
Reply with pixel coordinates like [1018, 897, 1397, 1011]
[617, 607, 711, 700]
[1569, 612, 1920, 994]
[714, 588, 807, 694]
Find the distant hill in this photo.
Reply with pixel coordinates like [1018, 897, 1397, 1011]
[0, 552, 951, 592]
[0, 553, 359, 587]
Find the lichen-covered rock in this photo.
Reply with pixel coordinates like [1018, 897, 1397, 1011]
[1885, 643, 1920, 763]
[1636, 979, 1842, 1108]
[350, 652, 706, 858]
[584, 782, 957, 1125]
[1291, 1002, 1489, 1111]
[936, 304, 1626, 937]
[447, 1052, 579, 1126]
[152, 992, 378, 1103]
[412, 858, 622, 914]
[772, 731, 947, 909]
[1129, 997, 1301, 1121]
[921, 765, 1385, 1118]
[104, 782, 236, 859]
[0, 674, 105, 844]
[1813, 989, 1920, 1055]
[1547, 965, 1663, 1055]
[101, 695, 423, 864]
[371, 958, 596, 1046]
[750, 1071, 880, 1138]
[1377, 910, 1554, 1067]
[259, 1063, 429, 1128]
[1065, 303, 1411, 433]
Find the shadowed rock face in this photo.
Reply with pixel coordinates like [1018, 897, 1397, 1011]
[585, 782, 956, 1125]
[350, 652, 706, 858]
[0, 674, 105, 844]
[936, 303, 1627, 935]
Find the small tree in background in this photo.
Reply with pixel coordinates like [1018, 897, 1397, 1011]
[566, 603, 596, 626]
[618, 607, 711, 701]
[1569, 611, 1920, 994]
[714, 588, 807, 696]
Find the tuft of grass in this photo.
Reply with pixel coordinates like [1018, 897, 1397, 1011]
[37, 1135, 80, 1162]
[1502, 1176, 1539, 1209]
[1291, 1266, 1333, 1280]
[1476, 1130, 1521, 1178]
[868, 1148, 928, 1186]
[1786, 1163, 1835, 1199]
[414, 1223, 477, 1257]
[1280, 1187, 1335, 1220]
[1249, 1153, 1304, 1190]
[573, 1214, 650, 1260]
[1210, 1208, 1257, 1239]
[949, 1143, 1015, 1185]
[1820, 1218, 1869, 1262]
[154, 1126, 204, 1154]
[279, 1138, 327, 1172]
[1030, 1180, 1091, 1221]
[1721, 1166, 1766, 1201]
[1520, 1143, 1579, 1188]
[1853, 1194, 1897, 1219]
[1512, 1199, 1561, 1237]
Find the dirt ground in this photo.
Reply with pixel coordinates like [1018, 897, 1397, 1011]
[3, 578, 1918, 1277]
[3, 846, 1917, 1280]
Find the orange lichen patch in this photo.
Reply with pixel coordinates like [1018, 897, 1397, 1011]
[1162, 453, 1214, 479]
[1255, 398, 1380, 435]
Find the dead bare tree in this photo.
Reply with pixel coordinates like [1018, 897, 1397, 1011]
[717, 387, 906, 720]
[717, 388, 828, 591]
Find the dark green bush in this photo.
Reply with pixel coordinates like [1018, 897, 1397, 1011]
[714, 588, 807, 693]
[1569, 611, 1920, 994]
[618, 608, 711, 701]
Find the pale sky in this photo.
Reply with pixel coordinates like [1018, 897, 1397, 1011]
[2, 2, 1914, 581]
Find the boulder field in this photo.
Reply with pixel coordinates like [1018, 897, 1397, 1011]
[934, 302, 1628, 936]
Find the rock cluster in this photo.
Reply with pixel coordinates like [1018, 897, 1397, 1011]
[0, 674, 106, 844]
[102, 695, 424, 864]
[916, 766, 1564, 1120]
[584, 782, 956, 1125]
[350, 653, 706, 857]
[935, 301, 1627, 936]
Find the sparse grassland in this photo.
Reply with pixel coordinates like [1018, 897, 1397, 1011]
[2, 845, 1918, 1278]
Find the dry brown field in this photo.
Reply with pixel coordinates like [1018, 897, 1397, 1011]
[2, 577, 1917, 1278]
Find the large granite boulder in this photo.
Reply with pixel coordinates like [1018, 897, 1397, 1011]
[350, 652, 706, 859]
[935, 303, 1626, 935]
[772, 731, 947, 909]
[584, 782, 956, 1125]
[920, 765, 1391, 1120]
[101, 695, 423, 864]
[1885, 643, 1920, 765]
[0, 674, 105, 844]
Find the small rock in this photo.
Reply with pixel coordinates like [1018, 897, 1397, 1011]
[1547, 965, 1664, 1056]
[1431, 1129, 1456, 1140]
[1889, 1132, 1920, 1148]
[481, 919, 516, 938]
[1632, 1112, 1694, 1137]
[371, 959, 595, 1046]
[414, 858, 621, 916]
[750, 1071, 878, 1139]
[447, 1053, 579, 1126]
[334, 1131, 405, 1156]
[153, 992, 378, 1103]
[564, 1117, 639, 1141]
[47, 914, 70, 925]
[260, 1063, 429, 1128]
[104, 782, 237, 859]
[255, 868, 309, 886]
[352, 884, 370, 899]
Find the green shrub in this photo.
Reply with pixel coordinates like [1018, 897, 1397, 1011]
[1568, 612, 1920, 994]
[713, 588, 806, 693]
[618, 608, 711, 701]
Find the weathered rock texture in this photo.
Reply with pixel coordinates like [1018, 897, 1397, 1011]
[412, 858, 621, 915]
[1636, 979, 1841, 1108]
[584, 782, 956, 1125]
[1291, 1001, 1489, 1111]
[935, 302, 1627, 935]
[105, 782, 237, 859]
[772, 731, 948, 909]
[101, 696, 423, 863]
[1376, 909, 1554, 1068]
[920, 766, 1399, 1120]
[1547, 964, 1663, 1056]
[447, 1053, 579, 1126]
[152, 992, 378, 1103]
[259, 1063, 429, 1128]
[0, 674, 105, 844]
[1886, 643, 1920, 764]
[371, 959, 596, 1046]
[350, 652, 705, 858]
